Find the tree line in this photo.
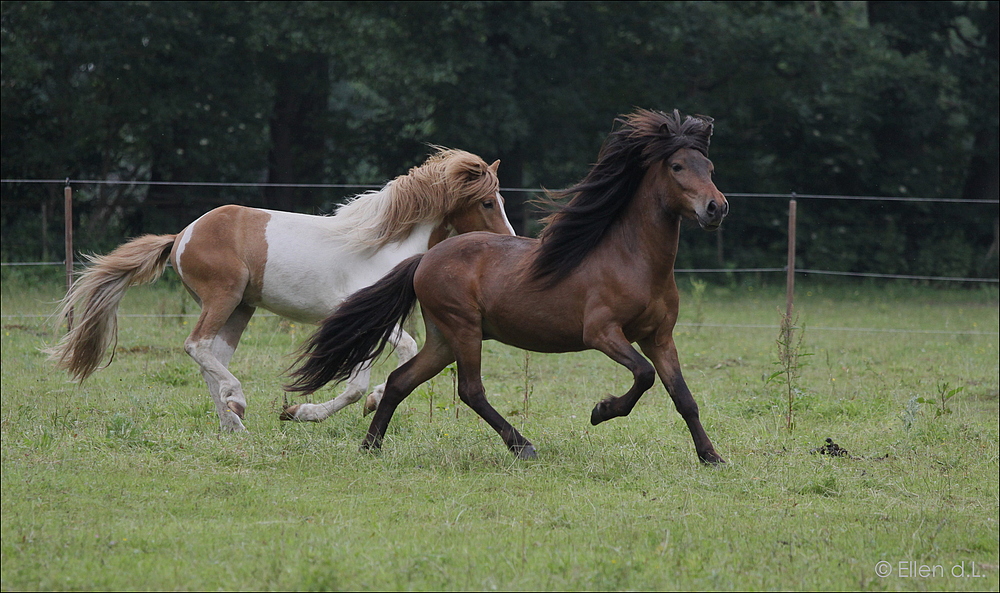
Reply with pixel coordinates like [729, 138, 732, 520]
[1, 1, 997, 279]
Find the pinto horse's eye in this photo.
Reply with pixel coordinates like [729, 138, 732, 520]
[483, 200, 495, 209]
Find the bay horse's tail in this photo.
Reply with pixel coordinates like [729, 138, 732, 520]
[45, 234, 177, 381]
[286, 254, 422, 394]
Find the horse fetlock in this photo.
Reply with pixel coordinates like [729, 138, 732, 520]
[363, 393, 379, 415]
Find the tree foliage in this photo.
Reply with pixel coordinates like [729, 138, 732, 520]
[2, 1, 996, 278]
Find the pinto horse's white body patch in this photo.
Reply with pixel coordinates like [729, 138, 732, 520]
[257, 209, 438, 323]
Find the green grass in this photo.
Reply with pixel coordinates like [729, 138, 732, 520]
[2, 271, 998, 591]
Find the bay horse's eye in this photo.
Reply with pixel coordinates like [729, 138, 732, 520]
[671, 163, 683, 172]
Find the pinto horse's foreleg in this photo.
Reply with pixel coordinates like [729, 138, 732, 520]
[281, 324, 418, 421]
[280, 363, 372, 422]
[586, 326, 657, 425]
[186, 302, 255, 432]
[639, 337, 725, 464]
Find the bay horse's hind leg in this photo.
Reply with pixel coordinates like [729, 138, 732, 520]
[362, 325, 455, 453]
[364, 325, 418, 414]
[186, 300, 255, 432]
[442, 323, 536, 459]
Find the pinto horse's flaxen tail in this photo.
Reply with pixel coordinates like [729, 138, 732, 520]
[46, 234, 176, 381]
[285, 254, 422, 395]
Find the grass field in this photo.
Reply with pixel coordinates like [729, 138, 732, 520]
[1, 270, 997, 591]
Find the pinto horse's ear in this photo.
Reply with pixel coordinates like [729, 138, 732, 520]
[488, 159, 500, 174]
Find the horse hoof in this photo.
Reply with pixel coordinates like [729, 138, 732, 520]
[359, 439, 382, 455]
[220, 416, 247, 432]
[590, 405, 605, 426]
[228, 401, 245, 419]
[699, 451, 727, 465]
[363, 394, 378, 416]
[516, 444, 538, 460]
[279, 405, 300, 422]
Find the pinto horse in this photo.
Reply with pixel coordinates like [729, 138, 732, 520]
[286, 109, 729, 463]
[47, 148, 515, 432]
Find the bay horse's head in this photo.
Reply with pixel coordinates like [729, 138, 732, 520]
[631, 109, 728, 230]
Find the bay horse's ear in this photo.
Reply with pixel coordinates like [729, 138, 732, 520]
[488, 160, 500, 174]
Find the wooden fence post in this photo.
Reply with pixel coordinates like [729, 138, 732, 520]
[786, 198, 797, 318]
[64, 180, 74, 329]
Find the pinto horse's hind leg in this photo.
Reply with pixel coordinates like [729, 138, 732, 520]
[186, 301, 255, 432]
[281, 324, 417, 422]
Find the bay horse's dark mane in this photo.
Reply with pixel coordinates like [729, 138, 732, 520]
[531, 108, 714, 284]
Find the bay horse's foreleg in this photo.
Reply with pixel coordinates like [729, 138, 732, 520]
[186, 301, 255, 432]
[639, 338, 725, 464]
[586, 326, 657, 425]
[361, 326, 455, 452]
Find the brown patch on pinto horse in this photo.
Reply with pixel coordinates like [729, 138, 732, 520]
[171, 205, 269, 313]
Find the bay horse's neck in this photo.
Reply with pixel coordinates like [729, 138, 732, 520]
[603, 168, 681, 287]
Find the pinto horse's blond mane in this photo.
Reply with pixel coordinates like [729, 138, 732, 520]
[330, 147, 499, 250]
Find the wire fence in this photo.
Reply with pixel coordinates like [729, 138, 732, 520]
[2, 178, 998, 285]
[2, 312, 995, 336]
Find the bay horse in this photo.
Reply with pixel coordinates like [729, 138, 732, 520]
[286, 109, 728, 463]
[47, 148, 515, 432]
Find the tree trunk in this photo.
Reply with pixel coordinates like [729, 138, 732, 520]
[265, 53, 330, 213]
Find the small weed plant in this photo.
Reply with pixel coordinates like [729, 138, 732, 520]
[917, 381, 964, 418]
[766, 309, 811, 431]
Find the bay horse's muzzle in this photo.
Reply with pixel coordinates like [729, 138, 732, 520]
[699, 195, 729, 230]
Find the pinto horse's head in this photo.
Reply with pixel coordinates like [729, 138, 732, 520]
[443, 158, 516, 237]
[661, 147, 728, 231]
